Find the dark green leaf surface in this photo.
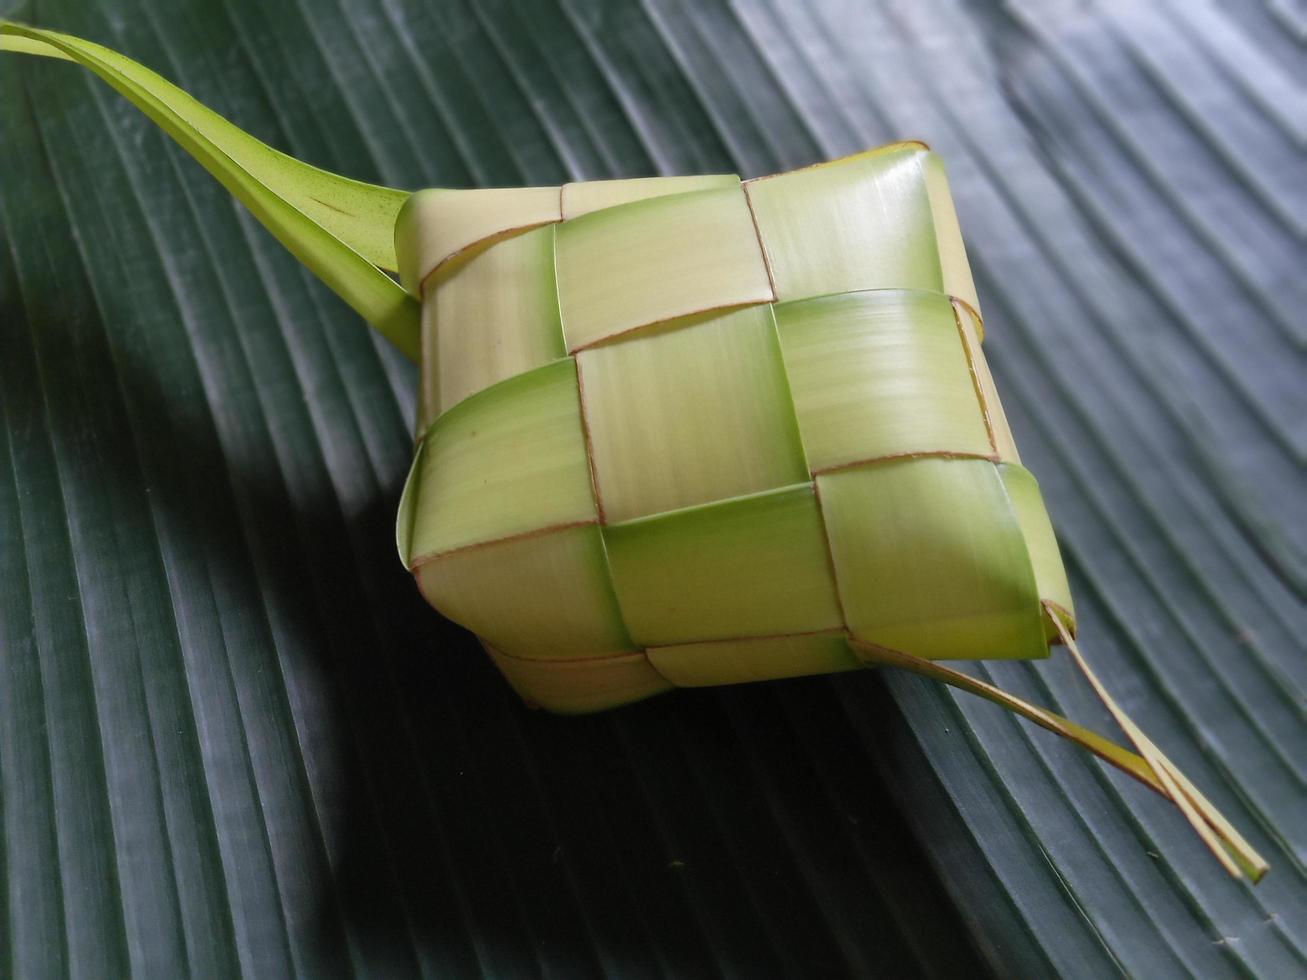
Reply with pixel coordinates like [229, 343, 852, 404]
[2, 1, 1303, 977]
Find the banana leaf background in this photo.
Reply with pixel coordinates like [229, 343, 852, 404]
[1, 0, 1304, 976]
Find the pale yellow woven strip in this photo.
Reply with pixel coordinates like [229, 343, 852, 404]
[950, 301, 1000, 456]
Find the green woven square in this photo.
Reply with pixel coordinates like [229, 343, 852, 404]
[416, 525, 633, 659]
[744, 144, 942, 302]
[648, 631, 861, 687]
[576, 306, 809, 523]
[554, 184, 773, 351]
[774, 289, 994, 471]
[421, 224, 566, 428]
[481, 643, 673, 715]
[408, 358, 597, 560]
[601, 484, 843, 646]
[954, 299, 1021, 462]
[397, 185, 562, 293]
[999, 463, 1075, 639]
[561, 174, 739, 219]
[818, 457, 1046, 661]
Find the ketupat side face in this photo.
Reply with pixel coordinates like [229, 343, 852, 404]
[395, 143, 1077, 713]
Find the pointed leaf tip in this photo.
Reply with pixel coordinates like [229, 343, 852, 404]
[1, 20, 420, 361]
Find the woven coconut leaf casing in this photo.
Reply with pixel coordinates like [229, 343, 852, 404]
[395, 143, 1077, 714]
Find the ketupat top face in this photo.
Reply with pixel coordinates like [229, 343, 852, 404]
[0, 21, 1267, 882]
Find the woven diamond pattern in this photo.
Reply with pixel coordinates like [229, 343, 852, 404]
[397, 143, 1075, 713]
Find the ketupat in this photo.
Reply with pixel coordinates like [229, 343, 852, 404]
[397, 158, 1047, 698]
[0, 21, 1268, 881]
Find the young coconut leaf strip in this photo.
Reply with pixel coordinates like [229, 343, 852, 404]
[1, 21, 1269, 882]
